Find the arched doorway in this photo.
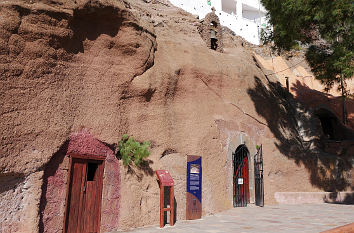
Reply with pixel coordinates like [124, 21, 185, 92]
[198, 8, 223, 52]
[233, 145, 250, 207]
[316, 108, 336, 140]
[315, 108, 345, 141]
[210, 21, 218, 50]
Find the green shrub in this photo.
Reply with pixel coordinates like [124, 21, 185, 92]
[118, 134, 150, 166]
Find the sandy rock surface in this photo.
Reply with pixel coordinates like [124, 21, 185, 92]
[0, 0, 353, 232]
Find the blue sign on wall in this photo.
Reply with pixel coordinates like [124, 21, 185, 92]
[186, 155, 202, 219]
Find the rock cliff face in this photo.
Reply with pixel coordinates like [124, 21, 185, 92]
[0, 0, 353, 232]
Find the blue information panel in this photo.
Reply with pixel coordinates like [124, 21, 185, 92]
[186, 155, 202, 219]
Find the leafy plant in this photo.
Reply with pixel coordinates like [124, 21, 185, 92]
[261, 0, 353, 94]
[118, 134, 150, 166]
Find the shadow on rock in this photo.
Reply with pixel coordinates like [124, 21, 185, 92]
[126, 159, 154, 182]
[39, 140, 69, 233]
[247, 76, 353, 192]
[291, 80, 354, 137]
[323, 192, 354, 204]
[62, 3, 124, 54]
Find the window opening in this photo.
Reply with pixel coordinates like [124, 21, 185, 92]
[221, 0, 236, 14]
[87, 163, 98, 181]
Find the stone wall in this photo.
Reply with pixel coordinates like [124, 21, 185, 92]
[39, 131, 121, 233]
[1, 0, 353, 232]
[198, 10, 224, 52]
[1, 172, 42, 233]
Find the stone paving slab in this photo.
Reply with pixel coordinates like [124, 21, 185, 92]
[113, 204, 354, 233]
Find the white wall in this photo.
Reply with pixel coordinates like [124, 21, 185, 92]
[243, 10, 265, 21]
[221, 0, 236, 14]
[169, 0, 269, 45]
[240, 0, 266, 12]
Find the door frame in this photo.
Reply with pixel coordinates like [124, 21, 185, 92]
[63, 154, 106, 233]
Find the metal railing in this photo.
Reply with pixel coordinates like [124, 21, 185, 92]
[254, 145, 264, 207]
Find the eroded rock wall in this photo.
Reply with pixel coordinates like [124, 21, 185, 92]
[0, 0, 353, 232]
[1, 0, 155, 232]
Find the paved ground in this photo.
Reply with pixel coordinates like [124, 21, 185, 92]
[115, 204, 354, 233]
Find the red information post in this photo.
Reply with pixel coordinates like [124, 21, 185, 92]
[155, 170, 174, 228]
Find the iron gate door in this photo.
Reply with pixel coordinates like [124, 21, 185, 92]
[233, 145, 249, 207]
[254, 145, 264, 207]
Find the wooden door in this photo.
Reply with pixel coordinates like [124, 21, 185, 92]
[65, 158, 104, 233]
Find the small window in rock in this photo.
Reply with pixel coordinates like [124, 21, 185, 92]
[87, 163, 98, 181]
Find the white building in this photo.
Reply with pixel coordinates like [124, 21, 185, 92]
[169, 0, 268, 45]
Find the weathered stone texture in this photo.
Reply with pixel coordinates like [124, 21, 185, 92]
[39, 130, 121, 233]
[198, 11, 224, 52]
[0, 0, 353, 232]
[1, 172, 42, 233]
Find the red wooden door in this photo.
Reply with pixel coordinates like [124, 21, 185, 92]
[65, 158, 104, 233]
[236, 156, 249, 203]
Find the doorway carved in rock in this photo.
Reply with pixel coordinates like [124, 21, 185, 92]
[64, 156, 105, 233]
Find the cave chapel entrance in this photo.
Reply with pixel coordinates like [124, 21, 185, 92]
[233, 144, 250, 207]
[315, 108, 342, 140]
[64, 156, 105, 233]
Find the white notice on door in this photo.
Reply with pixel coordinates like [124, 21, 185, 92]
[238, 178, 244, 184]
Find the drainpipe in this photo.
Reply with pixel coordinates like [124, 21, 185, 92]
[285, 76, 289, 93]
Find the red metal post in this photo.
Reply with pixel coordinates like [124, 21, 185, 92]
[170, 186, 174, 226]
[160, 185, 164, 228]
[155, 170, 174, 228]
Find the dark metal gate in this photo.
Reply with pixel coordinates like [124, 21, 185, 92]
[233, 145, 249, 207]
[254, 145, 264, 207]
